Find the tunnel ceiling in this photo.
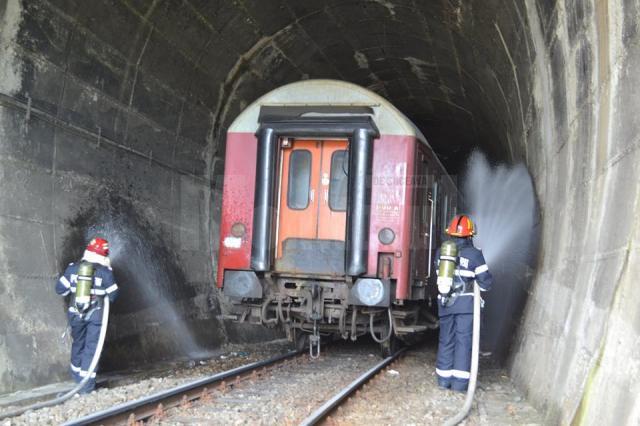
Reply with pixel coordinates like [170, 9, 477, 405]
[20, 0, 534, 173]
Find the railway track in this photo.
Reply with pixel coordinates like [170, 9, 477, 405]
[300, 347, 407, 425]
[5, 342, 543, 425]
[62, 345, 407, 426]
[62, 350, 302, 426]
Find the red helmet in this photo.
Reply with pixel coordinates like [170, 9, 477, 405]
[87, 237, 109, 256]
[445, 214, 476, 237]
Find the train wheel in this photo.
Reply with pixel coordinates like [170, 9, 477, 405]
[378, 311, 403, 357]
[380, 333, 400, 358]
[295, 330, 309, 352]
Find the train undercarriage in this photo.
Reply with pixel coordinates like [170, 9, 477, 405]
[224, 272, 439, 357]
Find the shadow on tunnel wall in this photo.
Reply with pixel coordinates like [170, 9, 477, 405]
[60, 190, 226, 371]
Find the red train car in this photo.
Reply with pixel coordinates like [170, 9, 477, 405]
[217, 80, 457, 355]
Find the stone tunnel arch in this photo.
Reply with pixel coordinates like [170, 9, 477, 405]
[0, 1, 638, 423]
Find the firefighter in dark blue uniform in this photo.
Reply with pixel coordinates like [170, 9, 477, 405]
[434, 215, 492, 392]
[55, 237, 118, 393]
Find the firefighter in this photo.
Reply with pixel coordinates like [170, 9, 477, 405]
[434, 215, 492, 392]
[55, 237, 119, 393]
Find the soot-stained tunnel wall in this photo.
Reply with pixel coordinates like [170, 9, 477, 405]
[0, 0, 639, 423]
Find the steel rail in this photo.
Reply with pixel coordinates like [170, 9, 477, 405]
[300, 346, 407, 426]
[62, 350, 301, 426]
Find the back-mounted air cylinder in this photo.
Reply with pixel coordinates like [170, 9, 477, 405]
[75, 261, 94, 311]
[437, 241, 458, 294]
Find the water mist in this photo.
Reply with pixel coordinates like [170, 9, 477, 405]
[462, 151, 539, 362]
[82, 207, 207, 362]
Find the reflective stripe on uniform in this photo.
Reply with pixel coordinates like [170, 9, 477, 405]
[68, 287, 106, 295]
[475, 264, 489, 274]
[437, 369, 471, 380]
[59, 276, 71, 288]
[455, 270, 475, 278]
[436, 368, 452, 378]
[79, 370, 96, 378]
[68, 306, 102, 314]
[70, 363, 81, 372]
[452, 370, 470, 379]
[440, 255, 457, 262]
[105, 284, 118, 294]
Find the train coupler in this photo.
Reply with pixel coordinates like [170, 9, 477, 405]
[310, 320, 321, 359]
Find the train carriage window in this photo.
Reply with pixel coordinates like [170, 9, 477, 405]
[287, 150, 312, 210]
[329, 150, 348, 211]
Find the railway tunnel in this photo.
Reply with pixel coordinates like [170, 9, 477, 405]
[0, 0, 638, 423]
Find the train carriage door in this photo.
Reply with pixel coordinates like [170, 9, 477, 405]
[276, 140, 321, 260]
[317, 141, 348, 240]
[275, 139, 348, 275]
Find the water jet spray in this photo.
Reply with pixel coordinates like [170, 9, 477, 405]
[463, 151, 538, 361]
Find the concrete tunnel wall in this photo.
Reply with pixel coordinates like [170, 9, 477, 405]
[0, 0, 638, 423]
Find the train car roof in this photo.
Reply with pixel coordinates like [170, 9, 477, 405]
[229, 79, 428, 143]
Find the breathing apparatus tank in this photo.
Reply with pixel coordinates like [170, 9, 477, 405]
[75, 261, 94, 312]
[437, 241, 458, 296]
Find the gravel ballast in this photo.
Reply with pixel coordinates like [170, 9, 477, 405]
[158, 341, 543, 425]
[161, 340, 382, 425]
[333, 346, 543, 425]
[1, 340, 543, 425]
[0, 340, 293, 426]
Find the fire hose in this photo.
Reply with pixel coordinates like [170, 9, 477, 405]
[443, 281, 480, 426]
[0, 297, 110, 421]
